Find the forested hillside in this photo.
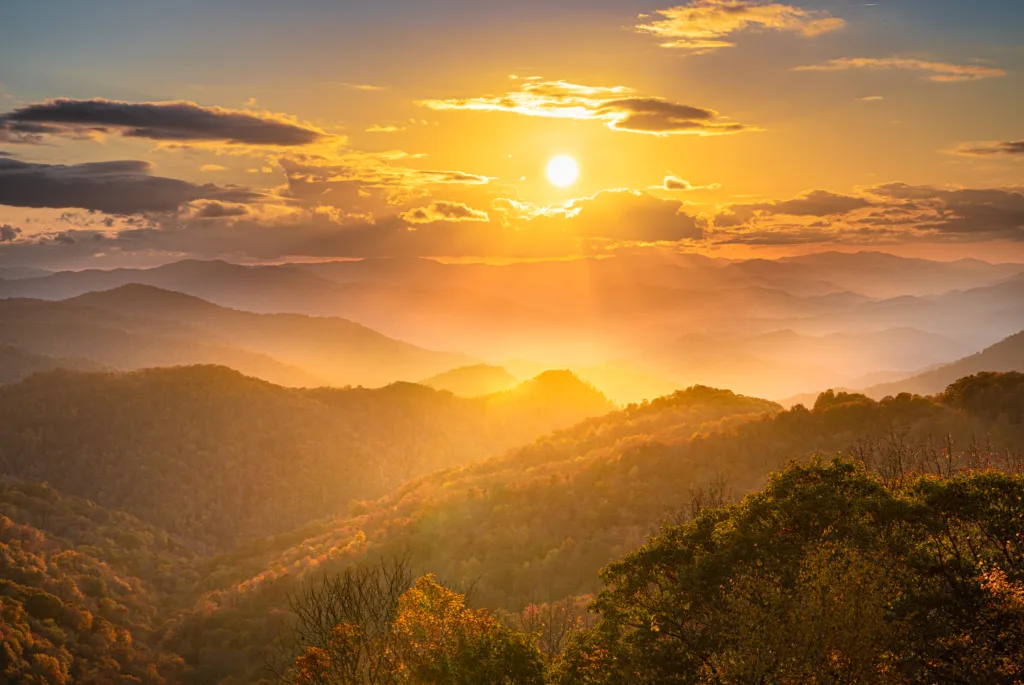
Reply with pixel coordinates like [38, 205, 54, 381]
[0, 481, 197, 683]
[166, 375, 1024, 682]
[0, 366, 612, 551]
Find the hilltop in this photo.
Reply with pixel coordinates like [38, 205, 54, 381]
[421, 364, 520, 397]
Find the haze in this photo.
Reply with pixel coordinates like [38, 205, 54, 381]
[1, 2, 1023, 684]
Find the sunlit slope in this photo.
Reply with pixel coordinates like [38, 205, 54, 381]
[0, 366, 611, 550]
[865, 330, 1024, 398]
[421, 364, 519, 397]
[170, 377, 1024, 683]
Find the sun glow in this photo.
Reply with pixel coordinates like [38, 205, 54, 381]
[546, 155, 580, 187]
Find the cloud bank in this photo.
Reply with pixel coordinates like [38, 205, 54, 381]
[0, 98, 328, 145]
[0, 157, 262, 214]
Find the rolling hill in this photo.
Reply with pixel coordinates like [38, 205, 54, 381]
[166, 375, 1024, 682]
[0, 365, 612, 550]
[0, 285, 477, 388]
[0, 345, 109, 385]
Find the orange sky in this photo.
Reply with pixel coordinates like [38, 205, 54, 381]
[0, 0, 1022, 267]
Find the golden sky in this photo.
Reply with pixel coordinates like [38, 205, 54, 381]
[0, 0, 1022, 267]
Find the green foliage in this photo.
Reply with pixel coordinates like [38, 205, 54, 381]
[561, 459, 1024, 684]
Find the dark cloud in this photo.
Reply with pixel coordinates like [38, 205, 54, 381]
[714, 190, 871, 229]
[868, 185, 1024, 239]
[662, 175, 721, 191]
[0, 224, 21, 242]
[767, 190, 872, 216]
[192, 201, 251, 219]
[401, 201, 489, 224]
[714, 184, 1024, 245]
[597, 98, 746, 135]
[0, 98, 327, 146]
[0, 157, 263, 214]
[954, 140, 1024, 157]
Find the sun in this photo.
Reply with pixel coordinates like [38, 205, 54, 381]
[546, 155, 579, 187]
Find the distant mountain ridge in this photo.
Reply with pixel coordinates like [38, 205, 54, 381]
[0, 345, 110, 385]
[0, 284, 475, 388]
[864, 330, 1024, 398]
[421, 364, 519, 397]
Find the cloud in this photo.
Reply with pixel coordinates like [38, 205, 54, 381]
[718, 190, 872, 226]
[636, 0, 844, 53]
[0, 98, 329, 145]
[366, 124, 407, 133]
[860, 96, 884, 102]
[713, 184, 1024, 245]
[341, 83, 385, 92]
[200, 164, 228, 172]
[662, 175, 722, 191]
[954, 140, 1024, 157]
[500, 190, 706, 243]
[867, 184, 1024, 239]
[794, 58, 1006, 82]
[765, 190, 872, 216]
[401, 201, 489, 224]
[0, 224, 21, 242]
[0, 157, 263, 214]
[418, 79, 751, 136]
[190, 201, 251, 219]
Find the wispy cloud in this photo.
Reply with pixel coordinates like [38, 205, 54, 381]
[341, 83, 385, 92]
[794, 57, 1006, 82]
[661, 175, 722, 191]
[954, 140, 1024, 157]
[0, 98, 330, 145]
[365, 124, 407, 133]
[636, 0, 844, 53]
[418, 79, 751, 136]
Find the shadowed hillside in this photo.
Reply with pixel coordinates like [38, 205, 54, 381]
[0, 366, 612, 550]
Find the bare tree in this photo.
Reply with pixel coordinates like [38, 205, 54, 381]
[661, 471, 735, 527]
[270, 556, 414, 684]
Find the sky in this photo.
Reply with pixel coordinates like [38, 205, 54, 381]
[0, 0, 1022, 268]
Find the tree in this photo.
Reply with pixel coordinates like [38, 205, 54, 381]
[279, 562, 544, 685]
